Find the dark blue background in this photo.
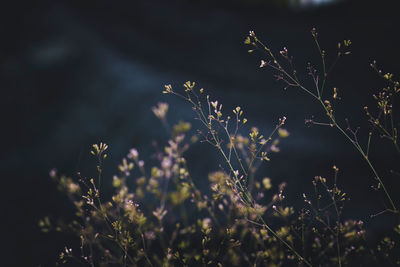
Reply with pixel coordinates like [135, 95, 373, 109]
[2, 0, 400, 265]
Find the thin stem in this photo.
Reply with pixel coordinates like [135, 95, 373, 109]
[221, 122, 248, 177]
[332, 170, 342, 267]
[366, 132, 372, 157]
[313, 35, 327, 96]
[139, 231, 154, 267]
[255, 36, 397, 213]
[172, 86, 311, 266]
[247, 123, 283, 191]
[256, 213, 312, 267]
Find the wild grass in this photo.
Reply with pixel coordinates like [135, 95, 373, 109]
[40, 29, 400, 266]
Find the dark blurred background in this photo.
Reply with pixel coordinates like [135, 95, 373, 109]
[2, 0, 400, 265]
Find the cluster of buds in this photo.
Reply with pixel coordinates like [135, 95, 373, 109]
[280, 47, 289, 59]
[162, 84, 173, 94]
[152, 102, 169, 121]
[324, 100, 334, 118]
[183, 81, 195, 92]
[91, 142, 108, 159]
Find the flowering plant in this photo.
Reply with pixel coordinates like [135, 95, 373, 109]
[41, 29, 400, 266]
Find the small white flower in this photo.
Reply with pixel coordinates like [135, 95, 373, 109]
[128, 148, 139, 159]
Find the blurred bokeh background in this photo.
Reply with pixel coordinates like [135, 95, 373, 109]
[2, 0, 400, 265]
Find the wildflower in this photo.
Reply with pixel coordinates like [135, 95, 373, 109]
[201, 218, 212, 231]
[278, 128, 290, 138]
[163, 84, 172, 94]
[128, 148, 139, 160]
[161, 157, 172, 169]
[91, 142, 108, 157]
[49, 168, 57, 178]
[153, 207, 168, 221]
[144, 231, 156, 240]
[152, 102, 169, 120]
[262, 177, 272, 190]
[280, 47, 288, 58]
[183, 81, 195, 91]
